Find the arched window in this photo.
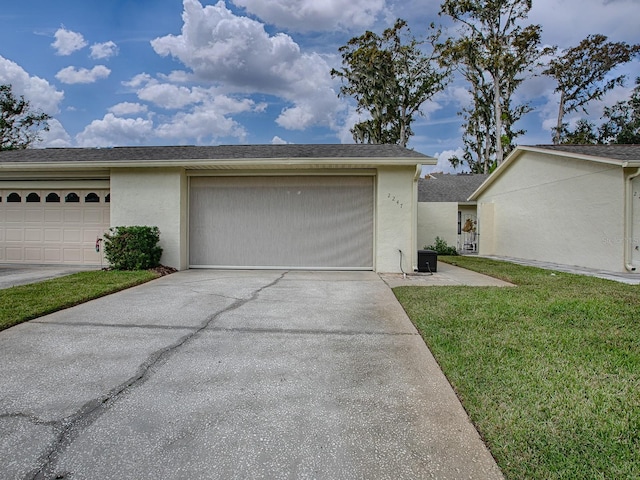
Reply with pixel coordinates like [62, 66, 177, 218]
[46, 192, 61, 203]
[26, 192, 41, 203]
[65, 192, 80, 203]
[105, 193, 111, 203]
[7, 192, 21, 203]
[85, 192, 100, 203]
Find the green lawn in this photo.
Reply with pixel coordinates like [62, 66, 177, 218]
[0, 270, 159, 331]
[394, 256, 639, 480]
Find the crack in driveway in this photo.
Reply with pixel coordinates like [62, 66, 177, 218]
[0, 412, 59, 429]
[26, 272, 286, 480]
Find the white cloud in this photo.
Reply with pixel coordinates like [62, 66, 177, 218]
[160, 70, 194, 83]
[137, 82, 204, 109]
[90, 41, 119, 60]
[37, 118, 72, 148]
[423, 149, 468, 175]
[155, 94, 264, 142]
[108, 102, 148, 116]
[271, 136, 289, 144]
[0, 55, 64, 114]
[230, 0, 385, 32]
[52, 28, 87, 56]
[75, 113, 154, 147]
[151, 0, 342, 130]
[55, 65, 111, 84]
[531, 0, 640, 48]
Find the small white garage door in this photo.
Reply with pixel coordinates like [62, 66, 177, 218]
[189, 176, 374, 269]
[0, 189, 110, 265]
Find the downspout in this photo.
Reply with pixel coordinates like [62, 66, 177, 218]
[623, 165, 640, 272]
[412, 164, 422, 272]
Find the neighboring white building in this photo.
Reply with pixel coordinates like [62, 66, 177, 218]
[0, 144, 434, 273]
[417, 173, 488, 253]
[470, 144, 640, 273]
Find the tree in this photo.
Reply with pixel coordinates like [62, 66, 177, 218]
[0, 84, 50, 151]
[599, 77, 640, 144]
[562, 119, 599, 145]
[331, 19, 450, 147]
[543, 34, 640, 144]
[440, 0, 550, 169]
[440, 35, 496, 173]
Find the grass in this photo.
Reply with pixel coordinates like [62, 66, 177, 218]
[0, 270, 159, 331]
[394, 256, 640, 480]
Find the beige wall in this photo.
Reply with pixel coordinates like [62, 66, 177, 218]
[417, 202, 458, 250]
[376, 167, 417, 272]
[110, 168, 187, 270]
[110, 166, 417, 273]
[476, 151, 626, 271]
[477, 203, 495, 255]
[631, 174, 640, 268]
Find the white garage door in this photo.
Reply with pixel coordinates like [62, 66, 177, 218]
[189, 176, 374, 269]
[0, 189, 110, 265]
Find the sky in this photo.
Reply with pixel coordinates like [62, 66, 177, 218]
[1, 0, 639, 172]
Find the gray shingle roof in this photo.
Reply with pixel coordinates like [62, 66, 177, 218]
[418, 173, 489, 202]
[0, 144, 430, 163]
[532, 144, 640, 162]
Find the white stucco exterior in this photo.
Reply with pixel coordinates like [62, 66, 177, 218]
[472, 147, 636, 273]
[110, 168, 188, 270]
[375, 166, 418, 272]
[0, 145, 433, 273]
[417, 202, 458, 250]
[108, 165, 423, 272]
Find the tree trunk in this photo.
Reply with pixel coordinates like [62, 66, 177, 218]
[483, 129, 491, 174]
[554, 92, 565, 144]
[494, 77, 503, 165]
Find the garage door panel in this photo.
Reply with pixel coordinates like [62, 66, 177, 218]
[5, 247, 23, 261]
[24, 228, 43, 242]
[63, 229, 82, 243]
[83, 208, 105, 224]
[64, 209, 82, 223]
[6, 229, 23, 242]
[44, 248, 62, 262]
[45, 209, 63, 223]
[24, 248, 43, 262]
[24, 209, 44, 223]
[0, 190, 110, 265]
[190, 176, 374, 269]
[6, 209, 23, 223]
[44, 229, 62, 242]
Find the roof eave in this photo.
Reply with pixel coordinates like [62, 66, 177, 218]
[467, 146, 640, 201]
[517, 145, 635, 166]
[0, 156, 433, 171]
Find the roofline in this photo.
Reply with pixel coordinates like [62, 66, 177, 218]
[0, 156, 434, 171]
[468, 145, 640, 200]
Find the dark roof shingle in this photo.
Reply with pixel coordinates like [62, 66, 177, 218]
[533, 144, 640, 162]
[418, 173, 489, 202]
[0, 144, 430, 163]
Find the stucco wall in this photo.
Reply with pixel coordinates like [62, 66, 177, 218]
[110, 168, 187, 270]
[376, 167, 416, 273]
[476, 151, 625, 271]
[417, 202, 458, 250]
[109, 166, 417, 273]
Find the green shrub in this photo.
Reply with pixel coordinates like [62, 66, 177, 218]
[424, 236, 458, 255]
[104, 226, 163, 270]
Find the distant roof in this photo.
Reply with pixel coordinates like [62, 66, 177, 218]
[530, 144, 640, 162]
[0, 144, 431, 163]
[418, 173, 489, 202]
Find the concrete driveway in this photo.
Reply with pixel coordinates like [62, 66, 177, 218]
[0, 265, 98, 290]
[0, 270, 502, 480]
